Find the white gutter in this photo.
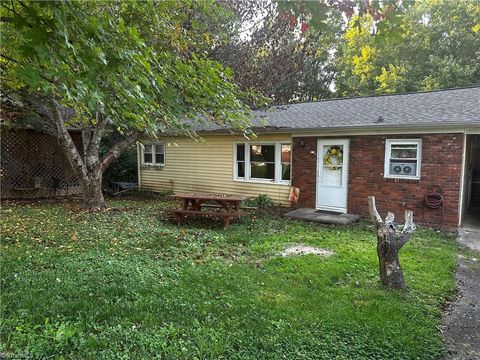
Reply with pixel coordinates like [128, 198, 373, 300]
[136, 142, 142, 190]
[459, 134, 467, 227]
[196, 122, 480, 137]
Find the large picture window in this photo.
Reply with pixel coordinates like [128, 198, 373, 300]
[142, 143, 165, 166]
[235, 142, 291, 184]
[384, 139, 421, 179]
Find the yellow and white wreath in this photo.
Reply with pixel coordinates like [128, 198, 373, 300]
[323, 145, 343, 170]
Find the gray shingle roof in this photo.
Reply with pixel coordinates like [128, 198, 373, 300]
[199, 86, 480, 133]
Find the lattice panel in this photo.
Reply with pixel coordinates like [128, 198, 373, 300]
[1, 128, 82, 199]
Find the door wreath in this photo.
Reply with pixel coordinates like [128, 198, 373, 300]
[323, 145, 343, 170]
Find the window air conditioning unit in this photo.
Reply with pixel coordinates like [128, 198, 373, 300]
[390, 162, 416, 176]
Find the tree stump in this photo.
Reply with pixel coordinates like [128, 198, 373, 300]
[367, 196, 416, 289]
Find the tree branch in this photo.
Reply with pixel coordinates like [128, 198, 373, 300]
[368, 196, 384, 229]
[98, 132, 140, 172]
[385, 212, 395, 224]
[85, 112, 108, 169]
[0, 53, 20, 64]
[396, 210, 415, 250]
[81, 126, 93, 161]
[46, 97, 89, 182]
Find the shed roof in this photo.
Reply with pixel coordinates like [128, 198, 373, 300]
[198, 86, 480, 133]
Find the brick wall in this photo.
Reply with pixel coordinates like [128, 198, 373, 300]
[292, 137, 318, 208]
[292, 134, 464, 228]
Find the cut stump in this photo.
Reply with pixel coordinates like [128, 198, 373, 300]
[368, 196, 415, 289]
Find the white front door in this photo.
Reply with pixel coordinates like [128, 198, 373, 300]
[316, 139, 349, 213]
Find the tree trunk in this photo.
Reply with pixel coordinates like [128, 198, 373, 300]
[28, 96, 140, 211]
[80, 173, 106, 211]
[376, 223, 406, 289]
[368, 196, 415, 289]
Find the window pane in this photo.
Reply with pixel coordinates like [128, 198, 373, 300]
[251, 162, 275, 180]
[391, 145, 417, 159]
[281, 144, 291, 181]
[323, 145, 343, 167]
[155, 144, 164, 154]
[237, 161, 245, 178]
[322, 166, 343, 187]
[282, 163, 291, 181]
[250, 145, 275, 162]
[155, 153, 165, 164]
[144, 144, 152, 153]
[144, 153, 153, 163]
[281, 144, 291, 162]
[237, 144, 245, 161]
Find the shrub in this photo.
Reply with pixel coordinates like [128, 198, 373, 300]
[244, 194, 274, 209]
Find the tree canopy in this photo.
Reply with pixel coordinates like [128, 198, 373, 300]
[214, 0, 479, 101]
[1, 0, 257, 135]
[0, 0, 260, 209]
[335, 0, 480, 96]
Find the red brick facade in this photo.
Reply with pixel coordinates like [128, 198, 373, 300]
[292, 134, 464, 228]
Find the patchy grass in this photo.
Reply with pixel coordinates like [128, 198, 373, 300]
[1, 199, 458, 359]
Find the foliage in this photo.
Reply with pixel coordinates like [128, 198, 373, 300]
[243, 194, 274, 209]
[1, 199, 460, 359]
[100, 132, 138, 188]
[216, 0, 479, 103]
[101, 146, 137, 188]
[213, 1, 342, 104]
[0, 0, 262, 207]
[335, 0, 480, 96]
[1, 0, 256, 135]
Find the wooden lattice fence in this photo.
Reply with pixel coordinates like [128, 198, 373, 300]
[0, 127, 83, 199]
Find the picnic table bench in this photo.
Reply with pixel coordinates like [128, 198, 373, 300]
[167, 192, 248, 229]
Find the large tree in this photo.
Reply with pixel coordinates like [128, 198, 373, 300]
[335, 0, 480, 96]
[1, 0, 258, 210]
[212, 1, 342, 103]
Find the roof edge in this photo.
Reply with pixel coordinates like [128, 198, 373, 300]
[264, 84, 480, 108]
[196, 121, 480, 136]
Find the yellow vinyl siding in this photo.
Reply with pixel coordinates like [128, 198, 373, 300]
[139, 134, 292, 205]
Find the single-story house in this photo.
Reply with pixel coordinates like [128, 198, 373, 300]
[137, 86, 480, 228]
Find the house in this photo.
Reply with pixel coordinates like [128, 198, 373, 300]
[137, 86, 480, 228]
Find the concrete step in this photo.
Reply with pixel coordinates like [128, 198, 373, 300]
[285, 208, 360, 225]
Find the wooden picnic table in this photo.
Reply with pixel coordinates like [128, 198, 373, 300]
[168, 192, 248, 229]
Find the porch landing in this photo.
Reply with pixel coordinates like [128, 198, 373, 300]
[285, 208, 360, 225]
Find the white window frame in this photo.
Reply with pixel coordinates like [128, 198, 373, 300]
[141, 142, 165, 166]
[233, 141, 291, 185]
[384, 139, 422, 180]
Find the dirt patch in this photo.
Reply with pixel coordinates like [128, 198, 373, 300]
[279, 245, 334, 257]
[442, 255, 480, 360]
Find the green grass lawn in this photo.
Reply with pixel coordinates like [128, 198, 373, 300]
[0, 199, 459, 359]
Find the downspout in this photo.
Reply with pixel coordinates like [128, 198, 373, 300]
[137, 142, 142, 191]
[458, 132, 467, 228]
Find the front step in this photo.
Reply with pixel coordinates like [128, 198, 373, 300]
[285, 208, 360, 225]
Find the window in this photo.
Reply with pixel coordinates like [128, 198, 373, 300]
[142, 143, 165, 166]
[235, 142, 291, 184]
[281, 144, 291, 181]
[250, 144, 275, 180]
[384, 139, 421, 179]
[154, 144, 165, 165]
[236, 144, 245, 178]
